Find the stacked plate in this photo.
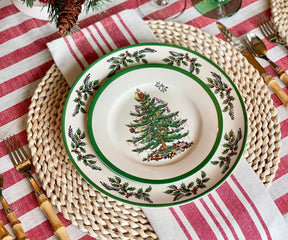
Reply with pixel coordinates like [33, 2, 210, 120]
[62, 43, 248, 207]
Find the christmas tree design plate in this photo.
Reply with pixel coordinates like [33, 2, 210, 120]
[62, 43, 248, 207]
[87, 64, 223, 184]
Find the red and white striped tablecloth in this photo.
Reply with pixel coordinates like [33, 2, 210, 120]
[1, 0, 288, 239]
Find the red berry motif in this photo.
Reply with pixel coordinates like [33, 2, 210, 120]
[138, 92, 144, 100]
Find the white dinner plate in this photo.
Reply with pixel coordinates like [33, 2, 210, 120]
[62, 43, 248, 207]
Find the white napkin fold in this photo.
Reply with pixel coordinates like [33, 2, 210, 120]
[47, 9, 288, 239]
[47, 9, 158, 86]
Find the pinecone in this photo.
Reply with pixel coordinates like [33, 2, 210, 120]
[57, 0, 86, 36]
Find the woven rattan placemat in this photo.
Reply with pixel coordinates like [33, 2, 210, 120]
[271, 0, 288, 45]
[26, 20, 281, 239]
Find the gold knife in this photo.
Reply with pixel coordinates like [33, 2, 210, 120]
[216, 21, 288, 108]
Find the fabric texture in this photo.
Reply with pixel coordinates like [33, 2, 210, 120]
[2, 0, 288, 238]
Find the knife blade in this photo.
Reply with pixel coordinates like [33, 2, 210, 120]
[216, 21, 288, 108]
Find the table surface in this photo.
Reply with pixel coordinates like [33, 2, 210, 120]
[1, 0, 288, 239]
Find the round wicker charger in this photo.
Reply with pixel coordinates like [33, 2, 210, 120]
[27, 20, 281, 239]
[271, 0, 288, 45]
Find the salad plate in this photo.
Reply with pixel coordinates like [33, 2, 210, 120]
[87, 63, 223, 184]
[62, 43, 248, 207]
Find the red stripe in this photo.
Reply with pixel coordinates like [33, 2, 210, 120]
[281, 119, 288, 139]
[0, 18, 49, 45]
[208, 195, 239, 240]
[180, 202, 218, 239]
[274, 192, 288, 215]
[0, 98, 31, 127]
[231, 175, 272, 240]
[91, 24, 113, 52]
[0, 4, 20, 20]
[116, 13, 138, 44]
[169, 208, 192, 240]
[64, 37, 86, 70]
[216, 181, 262, 239]
[199, 198, 229, 240]
[86, 27, 106, 56]
[0, 33, 57, 70]
[71, 30, 99, 66]
[271, 87, 288, 108]
[1, 168, 26, 188]
[100, 17, 130, 48]
[26, 220, 55, 239]
[274, 155, 288, 180]
[0, 61, 52, 98]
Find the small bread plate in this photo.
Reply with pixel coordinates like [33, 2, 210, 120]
[87, 64, 223, 184]
[62, 43, 248, 207]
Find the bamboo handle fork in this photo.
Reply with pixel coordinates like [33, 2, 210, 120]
[4, 135, 70, 240]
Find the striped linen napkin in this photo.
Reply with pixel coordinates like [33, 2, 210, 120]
[47, 9, 288, 239]
[47, 9, 158, 86]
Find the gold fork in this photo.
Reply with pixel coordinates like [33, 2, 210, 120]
[255, 14, 288, 51]
[4, 135, 70, 240]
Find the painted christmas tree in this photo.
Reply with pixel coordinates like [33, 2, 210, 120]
[127, 89, 193, 161]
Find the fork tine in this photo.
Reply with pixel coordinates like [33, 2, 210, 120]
[255, 15, 269, 36]
[8, 136, 23, 164]
[267, 20, 275, 32]
[12, 135, 29, 159]
[3, 138, 18, 168]
[4, 135, 28, 166]
[255, 15, 265, 33]
[262, 23, 273, 36]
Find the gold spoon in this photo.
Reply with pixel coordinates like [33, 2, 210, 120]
[0, 174, 30, 240]
[246, 32, 288, 86]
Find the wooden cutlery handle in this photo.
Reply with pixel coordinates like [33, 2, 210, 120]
[276, 69, 288, 86]
[268, 59, 288, 86]
[264, 74, 288, 108]
[1, 198, 29, 240]
[0, 220, 13, 240]
[37, 193, 70, 240]
[6, 212, 29, 240]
